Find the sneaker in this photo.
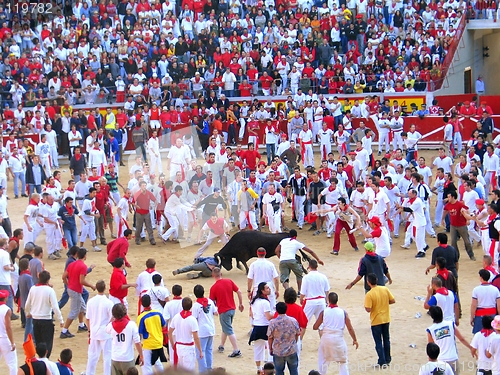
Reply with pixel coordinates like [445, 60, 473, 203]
[313, 230, 321, 236]
[78, 324, 88, 332]
[326, 234, 332, 238]
[54, 251, 62, 259]
[93, 246, 102, 252]
[60, 331, 75, 339]
[354, 247, 359, 251]
[298, 225, 303, 230]
[423, 244, 430, 251]
[470, 255, 477, 261]
[172, 270, 179, 276]
[400, 244, 410, 249]
[228, 350, 242, 358]
[187, 273, 200, 279]
[100, 240, 107, 245]
[111, 234, 117, 239]
[150, 241, 156, 246]
[393, 234, 399, 238]
[48, 254, 58, 260]
[308, 225, 317, 231]
[11, 313, 19, 320]
[330, 250, 339, 256]
[415, 252, 426, 258]
[135, 241, 141, 245]
[218, 346, 224, 353]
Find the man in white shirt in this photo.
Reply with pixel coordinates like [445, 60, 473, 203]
[147, 130, 162, 177]
[317, 123, 334, 160]
[35, 134, 52, 176]
[106, 303, 144, 371]
[88, 141, 107, 176]
[166, 138, 191, 181]
[25, 270, 64, 358]
[299, 259, 330, 333]
[168, 297, 203, 372]
[396, 189, 428, 258]
[416, 157, 434, 186]
[247, 248, 279, 311]
[298, 123, 314, 168]
[275, 230, 323, 290]
[483, 144, 499, 195]
[390, 111, 404, 151]
[85, 280, 114, 375]
[432, 148, 453, 174]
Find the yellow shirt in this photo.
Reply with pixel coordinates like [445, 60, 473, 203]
[364, 286, 394, 326]
[137, 309, 166, 350]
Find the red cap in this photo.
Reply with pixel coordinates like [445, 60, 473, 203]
[476, 199, 485, 206]
[356, 14, 363, 19]
[348, 151, 357, 155]
[464, 101, 470, 105]
[258, 160, 267, 167]
[368, 216, 382, 226]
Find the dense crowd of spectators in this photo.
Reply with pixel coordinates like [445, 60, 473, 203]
[0, 0, 469, 115]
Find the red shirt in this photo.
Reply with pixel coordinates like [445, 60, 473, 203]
[209, 278, 239, 314]
[134, 190, 156, 214]
[109, 268, 128, 301]
[273, 302, 308, 328]
[444, 201, 468, 227]
[239, 83, 252, 97]
[107, 237, 130, 265]
[259, 76, 273, 89]
[243, 150, 261, 170]
[67, 259, 87, 293]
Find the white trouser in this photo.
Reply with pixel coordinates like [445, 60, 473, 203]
[303, 144, 314, 167]
[485, 171, 496, 194]
[481, 228, 491, 257]
[195, 233, 229, 258]
[86, 338, 112, 375]
[404, 219, 413, 246]
[115, 215, 129, 238]
[423, 202, 436, 236]
[325, 209, 337, 235]
[40, 156, 51, 175]
[413, 224, 426, 252]
[44, 223, 61, 254]
[176, 343, 196, 372]
[149, 154, 163, 176]
[303, 301, 325, 326]
[0, 174, 6, 196]
[294, 195, 306, 227]
[162, 212, 179, 241]
[169, 162, 184, 181]
[312, 121, 322, 139]
[378, 130, 390, 154]
[0, 337, 17, 375]
[253, 339, 267, 362]
[468, 220, 482, 244]
[239, 210, 258, 230]
[239, 118, 246, 139]
[49, 145, 59, 167]
[318, 333, 349, 375]
[434, 198, 445, 225]
[248, 136, 258, 147]
[109, 295, 128, 309]
[267, 212, 282, 234]
[23, 222, 43, 246]
[320, 143, 331, 160]
[392, 131, 403, 150]
[141, 348, 165, 375]
[80, 220, 97, 242]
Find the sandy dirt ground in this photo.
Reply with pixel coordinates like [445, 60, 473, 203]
[8, 149, 482, 375]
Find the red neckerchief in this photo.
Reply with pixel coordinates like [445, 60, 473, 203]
[249, 177, 256, 184]
[57, 361, 74, 373]
[112, 316, 130, 333]
[197, 297, 209, 309]
[481, 328, 495, 337]
[477, 143, 484, 150]
[145, 268, 155, 273]
[408, 197, 417, 204]
[435, 287, 448, 296]
[173, 296, 182, 300]
[75, 153, 82, 161]
[485, 265, 498, 276]
[206, 179, 212, 187]
[29, 198, 38, 207]
[395, 157, 403, 161]
[328, 185, 335, 192]
[207, 160, 215, 164]
[329, 304, 338, 308]
[444, 180, 451, 188]
[180, 310, 192, 319]
[437, 268, 448, 280]
[66, 187, 74, 192]
[419, 164, 427, 168]
[459, 162, 467, 169]
[66, 204, 74, 216]
[20, 270, 31, 276]
[469, 151, 475, 158]
[220, 149, 225, 156]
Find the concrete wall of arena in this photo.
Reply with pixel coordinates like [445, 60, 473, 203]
[437, 28, 500, 96]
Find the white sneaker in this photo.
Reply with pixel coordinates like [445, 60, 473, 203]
[93, 246, 102, 252]
[400, 244, 410, 249]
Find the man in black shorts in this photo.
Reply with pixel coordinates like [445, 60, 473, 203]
[307, 171, 325, 234]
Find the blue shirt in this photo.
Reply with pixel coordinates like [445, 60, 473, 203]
[58, 205, 80, 230]
[112, 129, 124, 145]
[32, 164, 42, 185]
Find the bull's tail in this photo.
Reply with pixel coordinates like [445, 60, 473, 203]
[297, 249, 312, 275]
